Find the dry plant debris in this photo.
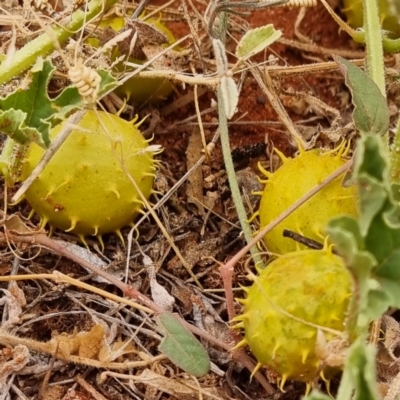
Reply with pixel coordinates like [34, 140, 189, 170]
[0, 0, 399, 399]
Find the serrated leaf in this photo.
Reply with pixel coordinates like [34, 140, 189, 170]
[366, 213, 400, 279]
[97, 68, 119, 96]
[0, 57, 120, 149]
[52, 86, 83, 123]
[220, 76, 238, 119]
[383, 201, 400, 228]
[0, 58, 56, 148]
[158, 312, 210, 377]
[327, 215, 364, 256]
[53, 69, 119, 123]
[354, 134, 388, 182]
[235, 25, 282, 60]
[347, 341, 379, 400]
[0, 109, 50, 146]
[377, 278, 400, 308]
[366, 288, 393, 319]
[356, 175, 387, 236]
[334, 56, 389, 136]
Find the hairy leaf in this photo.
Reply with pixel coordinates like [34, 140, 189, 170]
[220, 77, 238, 119]
[236, 25, 282, 60]
[334, 56, 388, 136]
[158, 312, 210, 377]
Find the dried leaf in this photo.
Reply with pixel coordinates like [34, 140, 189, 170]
[136, 369, 220, 399]
[144, 255, 174, 311]
[0, 345, 30, 391]
[0, 282, 26, 329]
[1, 212, 33, 234]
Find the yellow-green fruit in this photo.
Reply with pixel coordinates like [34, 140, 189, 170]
[236, 249, 353, 385]
[258, 147, 358, 254]
[342, 0, 400, 39]
[96, 15, 177, 104]
[20, 110, 156, 242]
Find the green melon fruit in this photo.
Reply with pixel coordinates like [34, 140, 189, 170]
[234, 248, 353, 390]
[257, 145, 358, 254]
[20, 110, 158, 245]
[90, 14, 178, 104]
[342, 0, 400, 39]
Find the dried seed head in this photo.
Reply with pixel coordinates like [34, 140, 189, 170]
[68, 59, 101, 104]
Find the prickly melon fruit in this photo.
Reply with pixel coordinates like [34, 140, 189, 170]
[342, 0, 400, 39]
[257, 145, 358, 254]
[20, 110, 157, 243]
[234, 248, 353, 387]
[92, 14, 177, 104]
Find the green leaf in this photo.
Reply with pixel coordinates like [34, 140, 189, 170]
[366, 288, 393, 319]
[158, 312, 210, 377]
[346, 340, 379, 400]
[0, 58, 119, 148]
[0, 109, 49, 147]
[235, 25, 282, 60]
[354, 134, 388, 183]
[52, 86, 83, 124]
[53, 69, 119, 123]
[377, 278, 400, 308]
[333, 56, 389, 136]
[356, 175, 387, 236]
[327, 215, 364, 256]
[0, 58, 55, 148]
[97, 68, 119, 97]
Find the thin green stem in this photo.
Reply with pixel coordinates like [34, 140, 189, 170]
[217, 88, 262, 266]
[213, 3, 262, 266]
[0, 0, 118, 86]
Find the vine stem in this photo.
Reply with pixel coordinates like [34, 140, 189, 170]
[0, 0, 118, 86]
[362, 0, 386, 97]
[363, 0, 389, 158]
[217, 88, 263, 266]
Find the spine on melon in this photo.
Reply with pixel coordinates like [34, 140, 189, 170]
[252, 140, 357, 254]
[232, 245, 354, 393]
[20, 110, 161, 249]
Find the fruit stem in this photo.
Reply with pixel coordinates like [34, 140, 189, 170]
[0, 0, 118, 87]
